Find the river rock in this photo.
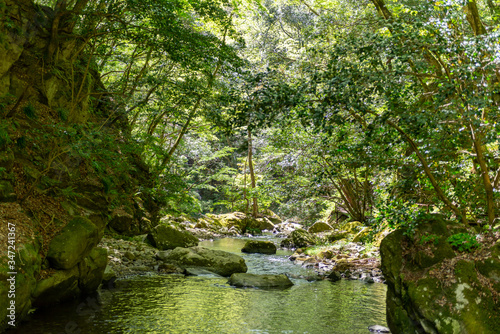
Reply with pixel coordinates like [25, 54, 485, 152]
[352, 227, 371, 243]
[323, 230, 349, 242]
[327, 271, 342, 282]
[241, 240, 277, 254]
[157, 246, 247, 277]
[280, 229, 315, 248]
[102, 265, 117, 286]
[228, 273, 294, 289]
[308, 221, 333, 233]
[78, 247, 108, 293]
[185, 267, 222, 277]
[147, 223, 199, 250]
[254, 217, 275, 231]
[32, 267, 81, 307]
[47, 216, 99, 270]
[344, 221, 364, 233]
[381, 214, 500, 333]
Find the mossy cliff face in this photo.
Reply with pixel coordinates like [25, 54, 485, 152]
[0, 1, 159, 332]
[380, 215, 500, 333]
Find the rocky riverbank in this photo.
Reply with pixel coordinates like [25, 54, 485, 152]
[99, 211, 389, 285]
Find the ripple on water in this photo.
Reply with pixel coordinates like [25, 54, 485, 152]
[10, 237, 388, 334]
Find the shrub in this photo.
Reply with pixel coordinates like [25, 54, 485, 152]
[446, 233, 481, 252]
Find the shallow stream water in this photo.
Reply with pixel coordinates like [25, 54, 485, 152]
[10, 237, 388, 334]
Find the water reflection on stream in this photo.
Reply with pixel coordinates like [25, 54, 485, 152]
[11, 237, 388, 334]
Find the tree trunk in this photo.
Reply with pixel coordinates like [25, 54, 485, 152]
[247, 128, 258, 217]
[470, 124, 496, 224]
[158, 98, 200, 170]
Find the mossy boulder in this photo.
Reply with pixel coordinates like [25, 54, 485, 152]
[228, 273, 293, 289]
[102, 265, 117, 286]
[280, 229, 316, 249]
[344, 221, 364, 233]
[260, 209, 282, 224]
[352, 227, 371, 243]
[0, 241, 41, 330]
[241, 240, 277, 254]
[323, 230, 349, 243]
[147, 224, 199, 250]
[253, 217, 275, 231]
[108, 206, 135, 235]
[32, 267, 80, 307]
[47, 217, 99, 270]
[381, 214, 500, 334]
[218, 212, 248, 229]
[157, 246, 247, 277]
[308, 221, 333, 233]
[78, 247, 108, 294]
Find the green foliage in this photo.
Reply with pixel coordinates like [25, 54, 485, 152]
[419, 233, 440, 246]
[57, 108, 68, 122]
[16, 136, 26, 149]
[59, 186, 79, 199]
[375, 197, 428, 237]
[446, 233, 481, 253]
[23, 103, 37, 119]
[0, 124, 11, 147]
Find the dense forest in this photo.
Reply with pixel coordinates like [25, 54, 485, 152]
[1, 0, 500, 333]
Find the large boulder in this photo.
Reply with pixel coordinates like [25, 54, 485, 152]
[308, 221, 333, 233]
[323, 231, 349, 243]
[218, 212, 248, 230]
[253, 217, 275, 231]
[381, 215, 500, 333]
[157, 246, 247, 277]
[32, 267, 81, 307]
[47, 217, 99, 270]
[78, 247, 108, 293]
[352, 227, 371, 243]
[147, 224, 199, 250]
[108, 206, 135, 234]
[228, 273, 293, 289]
[241, 240, 277, 254]
[280, 229, 315, 248]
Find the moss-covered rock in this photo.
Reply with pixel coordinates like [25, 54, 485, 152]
[157, 246, 247, 277]
[78, 247, 108, 294]
[147, 224, 199, 250]
[352, 227, 371, 243]
[381, 215, 500, 334]
[280, 229, 316, 249]
[108, 206, 135, 235]
[344, 221, 364, 233]
[323, 230, 349, 243]
[32, 266, 80, 308]
[228, 273, 293, 289]
[47, 216, 99, 270]
[241, 240, 277, 254]
[308, 221, 333, 233]
[0, 241, 41, 331]
[253, 217, 275, 231]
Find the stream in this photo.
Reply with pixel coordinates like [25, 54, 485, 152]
[10, 237, 388, 334]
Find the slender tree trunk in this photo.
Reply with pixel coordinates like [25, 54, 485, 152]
[243, 159, 249, 213]
[247, 128, 258, 217]
[470, 124, 496, 224]
[158, 98, 200, 170]
[385, 119, 468, 224]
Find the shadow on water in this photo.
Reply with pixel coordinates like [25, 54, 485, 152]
[10, 237, 388, 334]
